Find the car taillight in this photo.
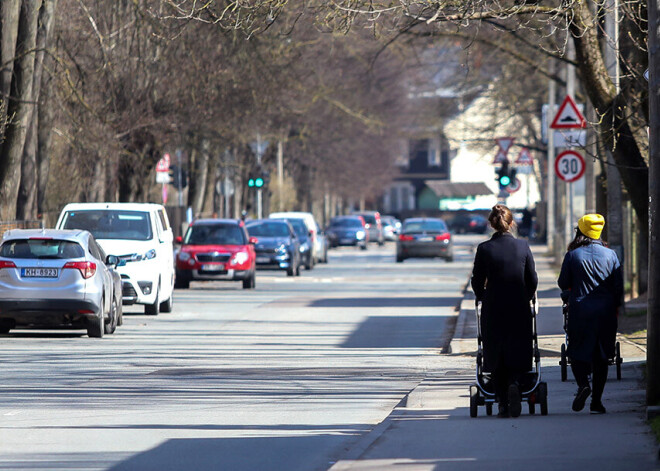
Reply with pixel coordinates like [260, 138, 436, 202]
[0, 260, 16, 269]
[399, 234, 414, 242]
[63, 261, 96, 279]
[469, 221, 477, 227]
[435, 233, 451, 241]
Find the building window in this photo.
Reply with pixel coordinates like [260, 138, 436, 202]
[428, 138, 441, 167]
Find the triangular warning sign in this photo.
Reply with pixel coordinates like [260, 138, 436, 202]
[492, 149, 508, 164]
[495, 137, 515, 154]
[515, 148, 533, 165]
[551, 95, 586, 129]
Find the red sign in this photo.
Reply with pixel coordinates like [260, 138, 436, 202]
[555, 150, 586, 182]
[515, 148, 533, 165]
[495, 137, 515, 154]
[156, 158, 169, 173]
[551, 95, 586, 129]
[506, 177, 522, 194]
[492, 148, 508, 164]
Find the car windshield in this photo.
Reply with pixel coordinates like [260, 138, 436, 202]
[247, 221, 290, 238]
[358, 214, 376, 224]
[286, 219, 308, 238]
[61, 210, 152, 241]
[330, 218, 363, 228]
[0, 239, 85, 259]
[404, 220, 448, 233]
[184, 224, 245, 245]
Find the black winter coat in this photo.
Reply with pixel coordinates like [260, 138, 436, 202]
[558, 241, 622, 363]
[471, 232, 538, 373]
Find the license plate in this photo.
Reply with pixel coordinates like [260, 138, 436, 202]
[201, 264, 223, 272]
[418, 236, 433, 242]
[256, 257, 270, 264]
[22, 267, 58, 278]
[340, 238, 353, 244]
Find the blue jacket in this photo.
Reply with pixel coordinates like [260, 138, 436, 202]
[558, 241, 623, 362]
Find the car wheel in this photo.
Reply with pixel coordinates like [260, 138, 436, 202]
[145, 282, 160, 315]
[446, 254, 454, 262]
[305, 255, 314, 270]
[396, 255, 404, 263]
[287, 265, 295, 276]
[160, 295, 173, 313]
[88, 301, 104, 338]
[104, 295, 118, 335]
[360, 243, 367, 251]
[295, 261, 301, 276]
[243, 272, 256, 289]
[378, 239, 384, 247]
[174, 270, 190, 289]
[0, 321, 11, 334]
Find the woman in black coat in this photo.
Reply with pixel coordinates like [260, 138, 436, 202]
[471, 205, 538, 418]
[558, 214, 622, 414]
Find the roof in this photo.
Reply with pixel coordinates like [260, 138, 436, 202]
[3, 228, 88, 241]
[61, 202, 164, 211]
[192, 218, 239, 225]
[424, 181, 493, 199]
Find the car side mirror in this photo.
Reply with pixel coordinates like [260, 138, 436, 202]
[249, 236, 258, 245]
[175, 236, 183, 244]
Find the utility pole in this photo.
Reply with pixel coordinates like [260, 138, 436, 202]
[647, 0, 660, 406]
[547, 62, 556, 253]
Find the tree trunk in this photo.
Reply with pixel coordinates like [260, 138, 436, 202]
[0, 0, 40, 220]
[0, 0, 21, 142]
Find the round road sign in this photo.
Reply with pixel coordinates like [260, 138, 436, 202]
[555, 150, 585, 183]
[505, 177, 522, 194]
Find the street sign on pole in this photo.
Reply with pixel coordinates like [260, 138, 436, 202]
[505, 177, 522, 194]
[495, 137, 515, 154]
[492, 148, 508, 164]
[555, 150, 586, 182]
[551, 95, 586, 129]
[515, 148, 533, 165]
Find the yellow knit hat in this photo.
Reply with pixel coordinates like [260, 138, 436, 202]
[578, 214, 605, 239]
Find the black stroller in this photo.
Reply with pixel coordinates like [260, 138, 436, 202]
[469, 297, 548, 417]
[559, 299, 622, 382]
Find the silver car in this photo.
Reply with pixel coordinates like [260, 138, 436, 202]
[0, 229, 123, 337]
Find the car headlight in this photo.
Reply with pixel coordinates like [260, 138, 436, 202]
[276, 244, 287, 254]
[299, 242, 309, 253]
[231, 251, 249, 265]
[143, 249, 156, 260]
[356, 230, 365, 239]
[178, 251, 191, 261]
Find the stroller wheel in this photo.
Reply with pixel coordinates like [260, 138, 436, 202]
[528, 401, 535, 415]
[560, 344, 568, 382]
[486, 403, 493, 416]
[538, 382, 548, 416]
[615, 342, 622, 380]
[470, 385, 478, 418]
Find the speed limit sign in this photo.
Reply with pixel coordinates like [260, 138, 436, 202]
[555, 150, 585, 182]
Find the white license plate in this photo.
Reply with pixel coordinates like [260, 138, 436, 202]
[22, 267, 58, 278]
[200, 264, 224, 271]
[340, 238, 353, 244]
[418, 236, 433, 242]
[256, 257, 270, 264]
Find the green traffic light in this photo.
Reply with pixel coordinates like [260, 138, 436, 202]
[255, 177, 264, 188]
[248, 179, 255, 187]
[500, 175, 511, 186]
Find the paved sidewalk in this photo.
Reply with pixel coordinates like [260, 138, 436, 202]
[330, 244, 657, 471]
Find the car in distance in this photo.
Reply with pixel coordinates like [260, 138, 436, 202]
[325, 215, 368, 250]
[246, 219, 301, 276]
[175, 219, 257, 289]
[269, 212, 325, 263]
[381, 215, 401, 241]
[56, 202, 175, 316]
[396, 218, 453, 263]
[448, 213, 489, 234]
[351, 211, 384, 246]
[0, 229, 123, 337]
[280, 218, 314, 270]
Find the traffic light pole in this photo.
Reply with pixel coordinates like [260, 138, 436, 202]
[257, 189, 262, 219]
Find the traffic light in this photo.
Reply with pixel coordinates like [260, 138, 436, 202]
[496, 161, 516, 189]
[247, 170, 268, 189]
[168, 165, 188, 189]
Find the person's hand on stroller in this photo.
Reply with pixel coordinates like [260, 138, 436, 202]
[560, 289, 571, 304]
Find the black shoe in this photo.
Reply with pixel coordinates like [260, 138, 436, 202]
[590, 401, 606, 414]
[497, 405, 509, 418]
[572, 386, 591, 412]
[508, 384, 521, 418]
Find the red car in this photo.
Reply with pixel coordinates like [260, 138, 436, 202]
[175, 219, 257, 289]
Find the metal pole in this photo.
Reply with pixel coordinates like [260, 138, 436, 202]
[647, 0, 660, 406]
[257, 189, 263, 219]
[277, 140, 284, 211]
[547, 63, 556, 252]
[177, 150, 183, 207]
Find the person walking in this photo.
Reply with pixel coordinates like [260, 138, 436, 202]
[558, 214, 623, 414]
[471, 204, 538, 417]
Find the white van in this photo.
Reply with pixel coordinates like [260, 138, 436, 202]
[56, 203, 175, 315]
[269, 211, 327, 263]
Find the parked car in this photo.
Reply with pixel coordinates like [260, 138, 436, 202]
[351, 211, 384, 245]
[381, 215, 401, 241]
[325, 215, 368, 250]
[448, 213, 489, 234]
[269, 212, 326, 263]
[279, 218, 314, 270]
[396, 217, 453, 262]
[0, 229, 123, 337]
[175, 219, 256, 289]
[56, 202, 175, 315]
[246, 219, 301, 276]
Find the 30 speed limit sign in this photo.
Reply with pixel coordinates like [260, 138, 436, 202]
[555, 150, 585, 183]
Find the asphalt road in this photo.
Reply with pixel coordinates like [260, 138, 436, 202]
[0, 235, 483, 471]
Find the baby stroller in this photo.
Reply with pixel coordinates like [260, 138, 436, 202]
[559, 299, 622, 382]
[469, 297, 547, 417]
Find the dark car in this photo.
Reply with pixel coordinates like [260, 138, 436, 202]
[281, 218, 314, 270]
[325, 216, 368, 250]
[396, 218, 453, 262]
[175, 219, 257, 289]
[448, 213, 489, 234]
[246, 220, 301, 276]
